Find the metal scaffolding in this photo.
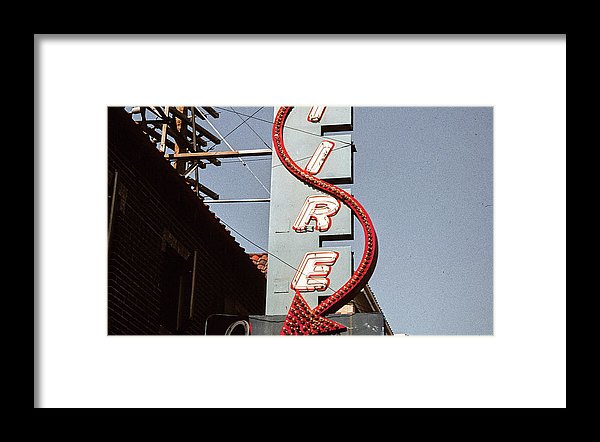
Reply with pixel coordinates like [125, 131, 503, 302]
[128, 106, 225, 200]
[127, 106, 273, 203]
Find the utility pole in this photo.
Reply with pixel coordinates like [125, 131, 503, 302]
[174, 106, 188, 174]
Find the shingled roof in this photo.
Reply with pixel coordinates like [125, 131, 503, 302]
[249, 253, 268, 276]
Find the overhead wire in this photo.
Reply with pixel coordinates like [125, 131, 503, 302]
[215, 141, 354, 167]
[214, 106, 354, 146]
[271, 141, 353, 169]
[141, 106, 353, 170]
[198, 107, 271, 196]
[205, 105, 353, 298]
[229, 107, 272, 150]
[218, 218, 338, 295]
[205, 106, 264, 151]
[211, 108, 355, 169]
[214, 106, 354, 169]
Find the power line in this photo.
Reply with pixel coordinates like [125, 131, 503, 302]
[206, 107, 264, 151]
[199, 108, 271, 196]
[214, 106, 354, 146]
[218, 219, 295, 272]
[218, 218, 338, 295]
[205, 107, 356, 297]
[229, 107, 272, 150]
[215, 143, 355, 170]
[216, 141, 353, 166]
[215, 106, 355, 172]
[271, 141, 353, 169]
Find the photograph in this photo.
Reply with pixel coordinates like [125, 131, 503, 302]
[108, 105, 493, 336]
[36, 35, 565, 408]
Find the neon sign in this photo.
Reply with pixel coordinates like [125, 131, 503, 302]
[271, 106, 378, 335]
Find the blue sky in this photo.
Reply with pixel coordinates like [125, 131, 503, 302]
[197, 106, 493, 335]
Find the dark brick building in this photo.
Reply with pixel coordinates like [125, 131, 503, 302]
[108, 107, 266, 335]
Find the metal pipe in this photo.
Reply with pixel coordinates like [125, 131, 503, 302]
[166, 148, 272, 160]
[184, 162, 203, 178]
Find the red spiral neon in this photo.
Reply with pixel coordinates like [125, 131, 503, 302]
[273, 106, 378, 335]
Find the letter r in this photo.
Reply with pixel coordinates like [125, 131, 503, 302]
[292, 195, 341, 233]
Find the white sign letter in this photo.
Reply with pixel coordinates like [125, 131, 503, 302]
[291, 251, 339, 292]
[293, 195, 341, 233]
[307, 106, 327, 123]
[305, 140, 335, 175]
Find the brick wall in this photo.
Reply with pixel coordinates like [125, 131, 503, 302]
[107, 107, 266, 335]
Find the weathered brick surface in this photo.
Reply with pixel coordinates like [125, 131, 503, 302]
[107, 107, 266, 335]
